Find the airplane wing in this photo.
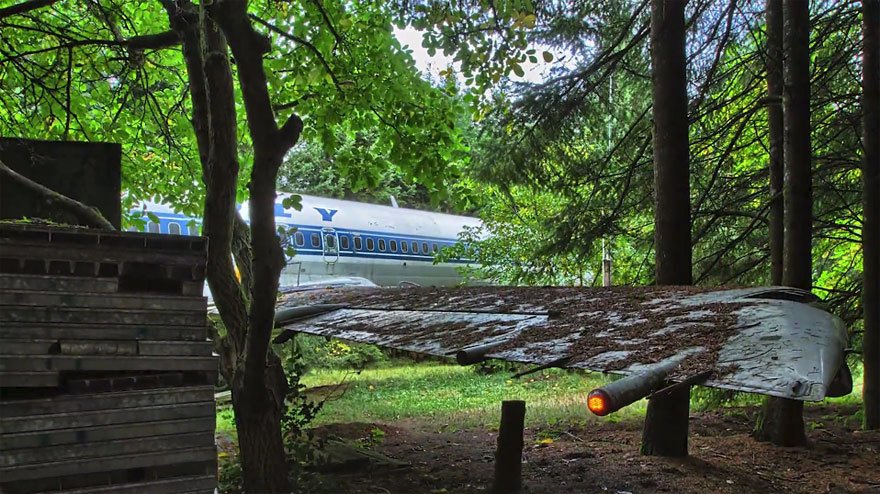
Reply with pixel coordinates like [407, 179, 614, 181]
[273, 285, 849, 402]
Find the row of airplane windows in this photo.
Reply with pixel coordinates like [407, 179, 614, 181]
[137, 220, 451, 257]
[128, 221, 199, 236]
[288, 230, 444, 256]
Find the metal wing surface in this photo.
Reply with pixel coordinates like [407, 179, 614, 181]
[274, 286, 848, 401]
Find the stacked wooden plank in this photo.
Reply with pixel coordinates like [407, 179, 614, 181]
[0, 224, 217, 494]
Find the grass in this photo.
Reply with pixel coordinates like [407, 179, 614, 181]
[216, 360, 637, 432]
[301, 360, 638, 429]
[216, 360, 866, 433]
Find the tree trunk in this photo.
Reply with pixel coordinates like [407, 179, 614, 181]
[652, 0, 692, 288]
[767, 0, 784, 286]
[863, 0, 880, 431]
[757, 0, 811, 446]
[644, 0, 691, 458]
[232, 351, 290, 493]
[162, 1, 297, 491]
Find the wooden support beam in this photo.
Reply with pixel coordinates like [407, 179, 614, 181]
[640, 385, 690, 457]
[493, 400, 525, 493]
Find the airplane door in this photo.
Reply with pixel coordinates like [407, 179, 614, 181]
[321, 227, 339, 264]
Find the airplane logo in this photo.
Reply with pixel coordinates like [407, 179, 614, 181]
[314, 207, 338, 222]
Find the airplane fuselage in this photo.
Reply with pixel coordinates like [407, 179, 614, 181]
[132, 193, 481, 287]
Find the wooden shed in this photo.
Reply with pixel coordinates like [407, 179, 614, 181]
[0, 223, 217, 493]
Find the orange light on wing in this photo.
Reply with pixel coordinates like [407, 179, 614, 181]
[587, 390, 611, 416]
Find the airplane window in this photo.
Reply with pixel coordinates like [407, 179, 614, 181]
[148, 222, 160, 233]
[366, 238, 375, 251]
[325, 234, 336, 248]
[390, 240, 398, 252]
[311, 233, 320, 248]
[354, 236, 363, 251]
[340, 235, 350, 250]
[294, 231, 305, 247]
[401, 241, 408, 253]
[378, 239, 386, 252]
[422, 242, 429, 254]
[168, 223, 181, 235]
[432, 243, 439, 253]
[188, 224, 199, 236]
[411, 241, 419, 253]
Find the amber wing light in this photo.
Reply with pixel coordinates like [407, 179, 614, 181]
[587, 390, 610, 416]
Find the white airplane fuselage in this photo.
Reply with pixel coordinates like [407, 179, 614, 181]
[133, 193, 481, 287]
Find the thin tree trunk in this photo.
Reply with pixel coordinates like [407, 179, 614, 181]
[643, 0, 691, 458]
[652, 0, 693, 288]
[758, 0, 811, 446]
[162, 1, 294, 491]
[781, 0, 812, 292]
[862, 0, 880, 431]
[212, 1, 304, 490]
[767, 0, 784, 286]
[232, 352, 290, 493]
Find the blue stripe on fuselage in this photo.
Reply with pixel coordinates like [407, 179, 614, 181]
[133, 210, 473, 264]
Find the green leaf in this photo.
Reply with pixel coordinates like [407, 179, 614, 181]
[282, 194, 303, 211]
[511, 63, 525, 77]
[542, 51, 553, 63]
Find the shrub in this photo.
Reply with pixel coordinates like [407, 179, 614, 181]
[285, 334, 387, 371]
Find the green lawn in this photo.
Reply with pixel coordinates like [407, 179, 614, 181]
[216, 360, 866, 433]
[302, 361, 633, 429]
[217, 361, 632, 432]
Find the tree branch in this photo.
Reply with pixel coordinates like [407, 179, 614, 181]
[0, 157, 115, 230]
[0, 0, 60, 20]
[249, 14, 341, 88]
[0, 30, 180, 63]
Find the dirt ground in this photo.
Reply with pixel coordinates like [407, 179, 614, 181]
[303, 405, 880, 494]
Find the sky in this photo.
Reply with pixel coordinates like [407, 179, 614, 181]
[393, 27, 554, 84]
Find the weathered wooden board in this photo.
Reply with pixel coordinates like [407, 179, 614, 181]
[0, 339, 209, 357]
[0, 385, 213, 417]
[0, 339, 155, 356]
[2, 401, 214, 433]
[0, 274, 118, 293]
[0, 337, 213, 357]
[137, 341, 214, 356]
[0, 431, 214, 467]
[0, 371, 59, 387]
[0, 446, 217, 483]
[1, 417, 215, 449]
[0, 340, 61, 355]
[0, 224, 207, 253]
[181, 280, 205, 296]
[64, 372, 211, 394]
[0, 355, 217, 372]
[0, 323, 208, 342]
[0, 306, 206, 326]
[0, 243, 206, 270]
[29, 474, 217, 494]
[60, 340, 138, 355]
[0, 291, 206, 311]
